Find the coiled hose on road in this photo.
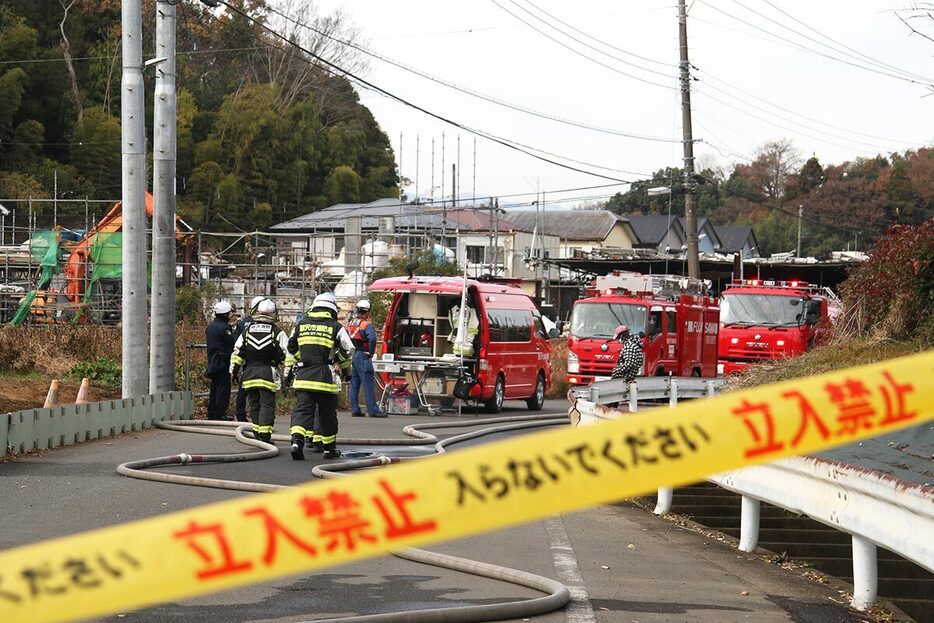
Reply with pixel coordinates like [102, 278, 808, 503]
[117, 415, 572, 623]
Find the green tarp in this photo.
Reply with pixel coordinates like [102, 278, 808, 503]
[10, 231, 62, 325]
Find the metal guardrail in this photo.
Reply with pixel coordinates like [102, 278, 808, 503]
[570, 376, 725, 405]
[2, 391, 193, 456]
[570, 382, 934, 612]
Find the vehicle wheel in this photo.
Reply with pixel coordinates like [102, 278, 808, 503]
[655, 367, 666, 376]
[526, 373, 545, 411]
[485, 375, 505, 413]
[691, 368, 701, 377]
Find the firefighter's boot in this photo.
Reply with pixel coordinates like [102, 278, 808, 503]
[323, 445, 341, 459]
[311, 437, 325, 453]
[257, 431, 272, 444]
[290, 434, 305, 461]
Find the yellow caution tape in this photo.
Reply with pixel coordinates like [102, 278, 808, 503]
[2, 351, 932, 623]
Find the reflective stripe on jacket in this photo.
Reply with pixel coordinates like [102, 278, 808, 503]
[230, 315, 289, 391]
[287, 310, 354, 393]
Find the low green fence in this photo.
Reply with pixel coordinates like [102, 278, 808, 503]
[2, 391, 193, 456]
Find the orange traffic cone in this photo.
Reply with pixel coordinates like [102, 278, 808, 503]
[75, 378, 91, 405]
[43, 380, 61, 408]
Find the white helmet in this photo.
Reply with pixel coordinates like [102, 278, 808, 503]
[213, 301, 232, 315]
[311, 292, 338, 314]
[250, 296, 267, 312]
[257, 299, 277, 316]
[356, 299, 371, 312]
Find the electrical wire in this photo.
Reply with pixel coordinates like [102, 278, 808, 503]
[694, 0, 934, 89]
[487, 0, 677, 90]
[202, 0, 638, 184]
[514, 0, 678, 68]
[501, 0, 676, 78]
[751, 0, 932, 83]
[258, 3, 679, 144]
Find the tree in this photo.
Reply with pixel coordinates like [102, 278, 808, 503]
[323, 165, 362, 204]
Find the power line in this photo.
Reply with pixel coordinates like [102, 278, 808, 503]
[487, 0, 677, 90]
[516, 0, 677, 68]
[259, 3, 680, 143]
[695, 0, 934, 89]
[203, 1, 638, 185]
[503, 0, 677, 76]
[0, 45, 275, 67]
[752, 0, 932, 83]
[693, 67, 925, 147]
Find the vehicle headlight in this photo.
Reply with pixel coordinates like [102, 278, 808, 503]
[730, 337, 739, 345]
[568, 351, 579, 374]
[776, 340, 785, 347]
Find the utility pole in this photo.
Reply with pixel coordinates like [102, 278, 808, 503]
[678, 0, 700, 280]
[796, 204, 803, 257]
[151, 0, 177, 392]
[122, 0, 149, 398]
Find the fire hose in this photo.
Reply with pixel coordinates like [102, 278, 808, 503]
[117, 415, 572, 623]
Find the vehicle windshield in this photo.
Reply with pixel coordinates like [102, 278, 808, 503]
[570, 302, 646, 339]
[720, 293, 804, 327]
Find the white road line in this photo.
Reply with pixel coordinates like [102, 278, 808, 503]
[545, 516, 597, 623]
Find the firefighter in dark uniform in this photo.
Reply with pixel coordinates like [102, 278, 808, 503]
[205, 301, 236, 421]
[230, 299, 289, 443]
[233, 296, 269, 422]
[285, 292, 354, 460]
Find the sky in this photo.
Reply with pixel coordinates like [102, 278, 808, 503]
[296, 0, 934, 209]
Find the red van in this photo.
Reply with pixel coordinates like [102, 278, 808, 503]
[368, 276, 554, 412]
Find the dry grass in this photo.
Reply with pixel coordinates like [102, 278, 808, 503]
[547, 338, 569, 399]
[729, 322, 934, 391]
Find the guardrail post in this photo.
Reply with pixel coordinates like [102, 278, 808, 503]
[589, 387, 599, 404]
[739, 496, 760, 552]
[851, 535, 878, 611]
[706, 380, 716, 397]
[654, 380, 678, 515]
[628, 383, 638, 412]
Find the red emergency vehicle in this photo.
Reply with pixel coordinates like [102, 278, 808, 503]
[718, 279, 832, 375]
[369, 276, 554, 412]
[566, 273, 720, 385]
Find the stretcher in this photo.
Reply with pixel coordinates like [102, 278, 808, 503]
[372, 356, 466, 416]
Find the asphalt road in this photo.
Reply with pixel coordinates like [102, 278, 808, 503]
[1, 399, 874, 623]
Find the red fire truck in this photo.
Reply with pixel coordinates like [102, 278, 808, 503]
[717, 279, 833, 375]
[566, 272, 720, 385]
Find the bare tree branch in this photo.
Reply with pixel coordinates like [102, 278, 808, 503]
[59, 0, 84, 123]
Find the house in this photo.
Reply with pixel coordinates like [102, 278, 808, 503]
[715, 226, 760, 258]
[676, 217, 722, 254]
[625, 215, 685, 254]
[499, 209, 637, 257]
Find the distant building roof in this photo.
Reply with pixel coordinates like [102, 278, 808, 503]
[676, 216, 722, 250]
[270, 198, 449, 232]
[626, 215, 684, 246]
[715, 226, 759, 254]
[500, 210, 628, 241]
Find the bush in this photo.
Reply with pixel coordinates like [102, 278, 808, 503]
[69, 357, 122, 388]
[546, 338, 570, 399]
[835, 220, 934, 340]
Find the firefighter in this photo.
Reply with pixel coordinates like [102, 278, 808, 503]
[230, 299, 289, 443]
[234, 296, 269, 423]
[610, 325, 645, 385]
[285, 292, 354, 460]
[347, 299, 384, 418]
[205, 301, 236, 421]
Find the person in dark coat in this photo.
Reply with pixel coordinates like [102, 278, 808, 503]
[610, 325, 644, 384]
[205, 301, 236, 420]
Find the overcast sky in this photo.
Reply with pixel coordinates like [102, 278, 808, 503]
[304, 0, 934, 208]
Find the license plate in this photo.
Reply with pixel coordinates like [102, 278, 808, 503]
[422, 378, 443, 395]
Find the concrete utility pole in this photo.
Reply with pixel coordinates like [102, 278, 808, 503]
[678, 0, 700, 280]
[797, 204, 803, 257]
[150, 0, 177, 392]
[122, 0, 149, 398]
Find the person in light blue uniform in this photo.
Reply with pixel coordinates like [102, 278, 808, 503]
[346, 299, 385, 418]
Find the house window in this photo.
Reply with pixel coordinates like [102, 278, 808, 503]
[466, 245, 485, 264]
[485, 246, 504, 264]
